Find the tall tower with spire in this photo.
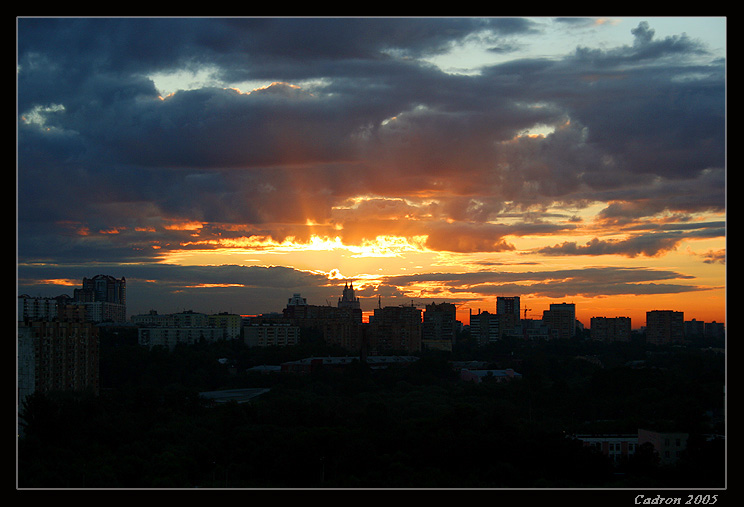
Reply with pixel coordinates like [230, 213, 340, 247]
[338, 281, 361, 310]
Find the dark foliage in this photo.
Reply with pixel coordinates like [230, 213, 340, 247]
[17, 335, 725, 488]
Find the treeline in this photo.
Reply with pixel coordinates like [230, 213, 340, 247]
[18, 331, 725, 488]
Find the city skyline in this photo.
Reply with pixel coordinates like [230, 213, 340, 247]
[17, 17, 726, 329]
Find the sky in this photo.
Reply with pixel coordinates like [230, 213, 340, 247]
[16, 17, 726, 329]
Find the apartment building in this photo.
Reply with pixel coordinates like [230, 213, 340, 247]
[244, 322, 301, 347]
[19, 319, 100, 396]
[542, 303, 576, 339]
[646, 310, 684, 345]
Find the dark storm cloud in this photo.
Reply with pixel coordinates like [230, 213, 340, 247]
[590, 169, 726, 222]
[17, 18, 533, 91]
[20, 18, 722, 169]
[17, 17, 725, 270]
[378, 265, 704, 300]
[536, 216, 725, 258]
[536, 234, 685, 258]
[384, 265, 693, 287]
[566, 32, 724, 180]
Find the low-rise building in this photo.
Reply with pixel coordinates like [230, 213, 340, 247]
[132, 310, 242, 349]
[573, 434, 639, 463]
[590, 316, 632, 342]
[638, 429, 689, 465]
[572, 429, 689, 465]
[138, 326, 226, 350]
[510, 319, 551, 340]
[280, 355, 418, 374]
[460, 368, 522, 383]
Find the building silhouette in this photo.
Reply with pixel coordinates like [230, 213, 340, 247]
[590, 316, 632, 342]
[542, 303, 576, 339]
[638, 429, 689, 465]
[497, 296, 520, 317]
[72, 275, 127, 322]
[704, 321, 725, 341]
[573, 433, 640, 464]
[496, 296, 521, 337]
[337, 281, 361, 311]
[469, 310, 500, 346]
[646, 310, 684, 345]
[74, 274, 126, 304]
[422, 302, 457, 351]
[684, 318, 706, 340]
[283, 292, 363, 350]
[370, 304, 422, 353]
[573, 429, 689, 466]
[18, 297, 101, 411]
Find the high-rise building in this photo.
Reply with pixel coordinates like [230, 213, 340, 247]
[470, 310, 500, 345]
[244, 322, 301, 347]
[287, 293, 307, 307]
[74, 274, 126, 305]
[209, 312, 242, 339]
[17, 326, 36, 407]
[19, 319, 100, 396]
[496, 296, 521, 337]
[646, 310, 684, 344]
[497, 296, 520, 317]
[338, 281, 361, 311]
[18, 295, 59, 322]
[543, 303, 576, 339]
[73, 275, 127, 322]
[18, 295, 99, 402]
[370, 305, 422, 353]
[423, 302, 457, 350]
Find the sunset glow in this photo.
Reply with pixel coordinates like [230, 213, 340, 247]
[18, 17, 725, 329]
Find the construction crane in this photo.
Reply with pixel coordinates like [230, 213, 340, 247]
[523, 307, 532, 320]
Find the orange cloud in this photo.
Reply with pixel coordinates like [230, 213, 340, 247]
[37, 278, 80, 286]
[164, 220, 205, 231]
